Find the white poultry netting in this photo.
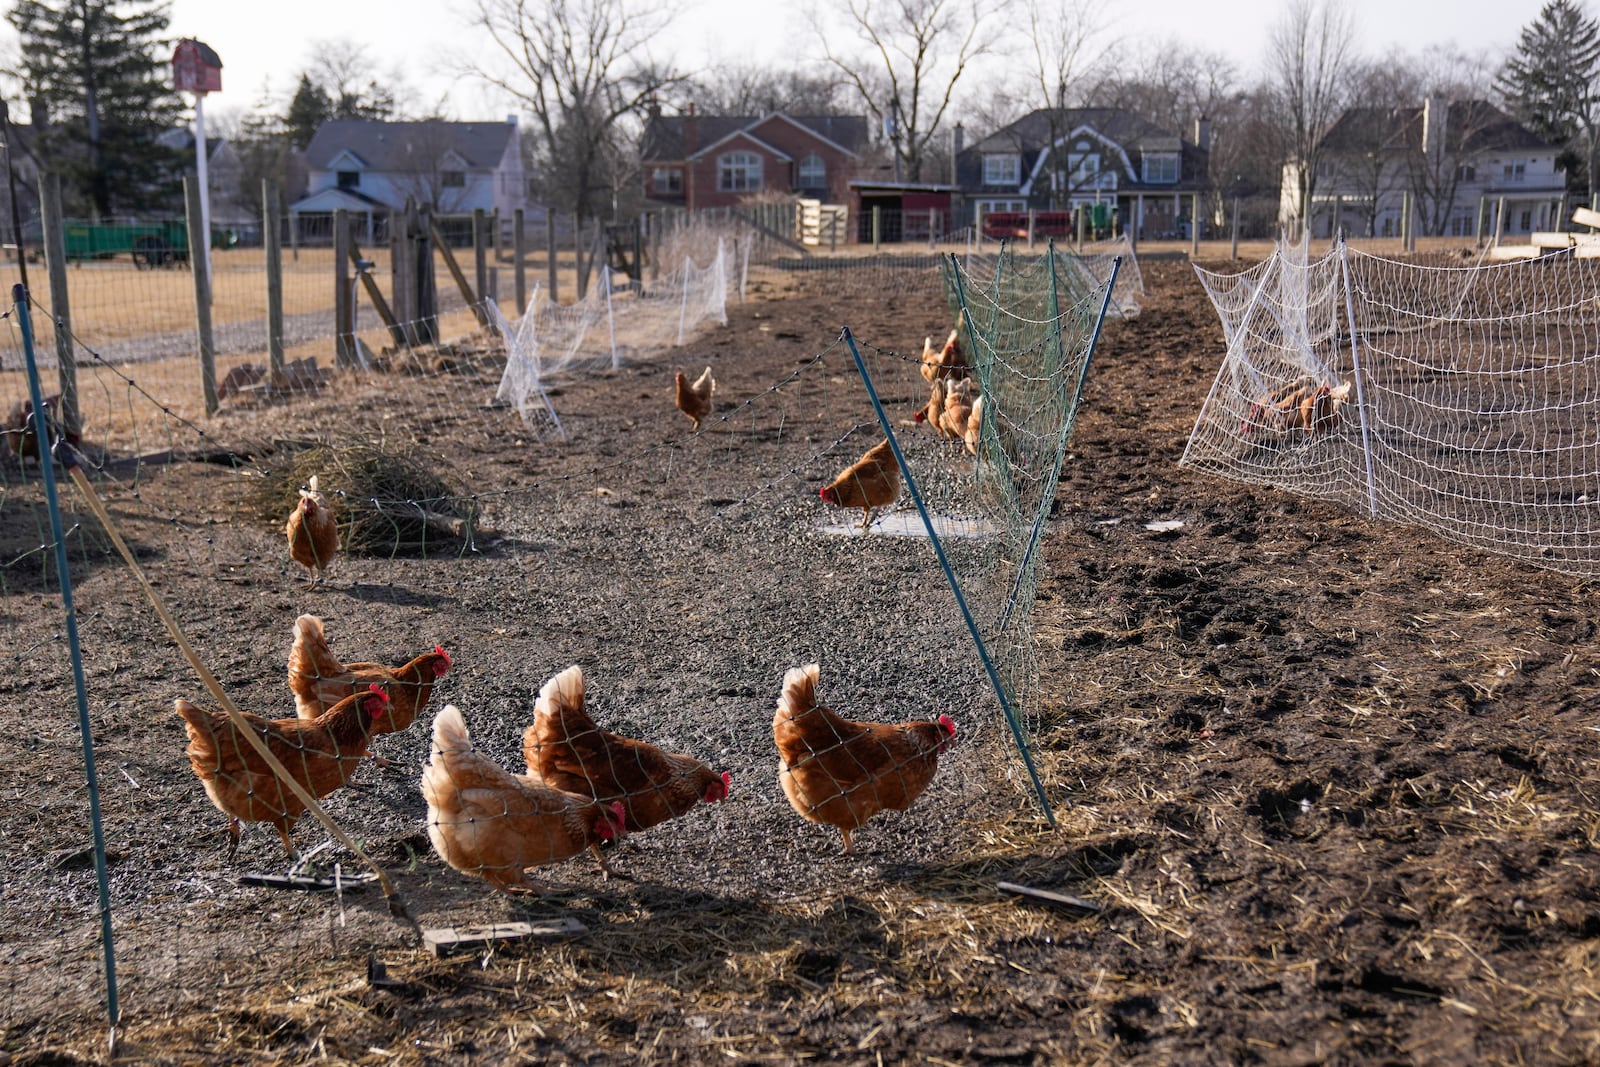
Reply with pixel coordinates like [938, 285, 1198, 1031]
[1186, 239, 1600, 576]
[495, 239, 730, 428]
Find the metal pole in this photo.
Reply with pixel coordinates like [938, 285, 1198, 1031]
[193, 92, 212, 283]
[13, 283, 119, 1035]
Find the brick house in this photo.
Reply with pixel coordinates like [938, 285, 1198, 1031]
[957, 108, 1211, 239]
[639, 109, 868, 211]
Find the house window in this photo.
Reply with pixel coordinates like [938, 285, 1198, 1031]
[1143, 154, 1179, 183]
[652, 167, 682, 194]
[442, 171, 465, 188]
[1520, 209, 1532, 230]
[977, 199, 1027, 217]
[1457, 163, 1476, 182]
[798, 153, 826, 192]
[983, 153, 1021, 185]
[1504, 162, 1526, 181]
[1068, 144, 1102, 188]
[337, 170, 360, 190]
[718, 151, 762, 192]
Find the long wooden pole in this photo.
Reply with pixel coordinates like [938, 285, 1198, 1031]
[262, 179, 284, 385]
[183, 175, 217, 414]
[334, 208, 354, 366]
[514, 207, 527, 315]
[39, 172, 78, 437]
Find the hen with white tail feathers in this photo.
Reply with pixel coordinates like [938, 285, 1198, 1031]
[421, 704, 625, 895]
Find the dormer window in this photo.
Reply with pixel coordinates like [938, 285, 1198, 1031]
[337, 170, 360, 189]
[1143, 154, 1179, 183]
[984, 153, 1021, 185]
[442, 171, 465, 188]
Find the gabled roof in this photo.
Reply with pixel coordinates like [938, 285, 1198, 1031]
[642, 112, 869, 161]
[288, 187, 388, 213]
[690, 128, 794, 162]
[1021, 123, 1138, 194]
[1320, 100, 1555, 156]
[303, 119, 518, 172]
[966, 108, 1192, 157]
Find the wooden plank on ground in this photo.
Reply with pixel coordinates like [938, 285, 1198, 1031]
[1573, 205, 1600, 230]
[1530, 231, 1600, 249]
[1485, 244, 1540, 261]
[423, 918, 587, 957]
[997, 881, 1103, 915]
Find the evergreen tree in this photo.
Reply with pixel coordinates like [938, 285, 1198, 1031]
[284, 73, 331, 149]
[1497, 0, 1600, 196]
[8, 0, 186, 217]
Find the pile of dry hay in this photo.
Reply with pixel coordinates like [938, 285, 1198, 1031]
[250, 438, 477, 556]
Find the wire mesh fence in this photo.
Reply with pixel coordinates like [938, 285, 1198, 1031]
[0, 225, 1139, 1049]
[1186, 238, 1600, 576]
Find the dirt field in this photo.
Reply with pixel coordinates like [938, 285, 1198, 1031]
[7, 254, 1600, 1066]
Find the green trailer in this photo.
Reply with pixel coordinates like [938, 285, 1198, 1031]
[62, 220, 235, 267]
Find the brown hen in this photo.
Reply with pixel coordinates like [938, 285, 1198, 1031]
[773, 664, 956, 855]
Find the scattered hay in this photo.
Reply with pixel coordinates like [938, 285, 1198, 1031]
[250, 438, 476, 556]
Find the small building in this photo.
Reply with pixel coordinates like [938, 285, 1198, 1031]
[289, 117, 528, 243]
[1292, 98, 1567, 239]
[640, 109, 868, 212]
[847, 181, 958, 243]
[957, 108, 1210, 240]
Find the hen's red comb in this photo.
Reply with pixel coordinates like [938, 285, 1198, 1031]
[938, 713, 956, 738]
[368, 682, 387, 697]
[435, 645, 451, 666]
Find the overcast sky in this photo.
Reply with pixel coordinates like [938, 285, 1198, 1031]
[168, 0, 1541, 122]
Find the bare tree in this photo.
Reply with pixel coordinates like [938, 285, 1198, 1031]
[468, 0, 685, 222]
[812, 0, 1005, 182]
[687, 64, 850, 117]
[1028, 0, 1108, 209]
[1268, 0, 1358, 235]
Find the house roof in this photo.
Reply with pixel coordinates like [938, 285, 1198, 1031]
[303, 119, 518, 172]
[641, 112, 869, 161]
[965, 108, 1192, 157]
[288, 186, 388, 213]
[1319, 100, 1554, 155]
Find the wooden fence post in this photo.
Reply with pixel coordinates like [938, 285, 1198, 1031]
[390, 202, 411, 342]
[184, 175, 218, 412]
[262, 179, 284, 386]
[1230, 195, 1240, 260]
[547, 209, 559, 305]
[414, 202, 438, 344]
[514, 208, 527, 315]
[38, 172, 78, 437]
[334, 208, 355, 366]
[574, 211, 587, 300]
[1190, 192, 1201, 256]
[472, 207, 488, 315]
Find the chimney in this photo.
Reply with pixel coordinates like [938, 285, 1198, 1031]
[1194, 115, 1211, 153]
[506, 114, 518, 126]
[683, 101, 699, 157]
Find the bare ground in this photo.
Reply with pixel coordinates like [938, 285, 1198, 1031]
[4, 257, 1600, 1066]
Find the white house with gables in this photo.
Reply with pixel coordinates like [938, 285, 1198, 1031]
[290, 117, 529, 242]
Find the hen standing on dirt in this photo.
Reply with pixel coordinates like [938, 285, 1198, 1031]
[286, 475, 338, 584]
[819, 437, 901, 530]
[773, 663, 956, 854]
[176, 685, 391, 860]
[422, 704, 627, 895]
[675, 365, 716, 431]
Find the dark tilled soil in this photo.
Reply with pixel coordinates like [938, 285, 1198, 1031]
[6, 258, 1600, 1066]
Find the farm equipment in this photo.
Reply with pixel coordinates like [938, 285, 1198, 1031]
[62, 219, 237, 268]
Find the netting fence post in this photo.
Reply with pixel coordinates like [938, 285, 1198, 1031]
[840, 325, 1057, 826]
[14, 283, 120, 1040]
[1338, 240, 1381, 519]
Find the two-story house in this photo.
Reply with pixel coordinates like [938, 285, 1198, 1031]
[957, 108, 1211, 239]
[289, 117, 528, 243]
[1290, 99, 1566, 240]
[639, 107, 868, 211]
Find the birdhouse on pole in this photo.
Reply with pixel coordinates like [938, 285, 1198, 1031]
[171, 39, 222, 94]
